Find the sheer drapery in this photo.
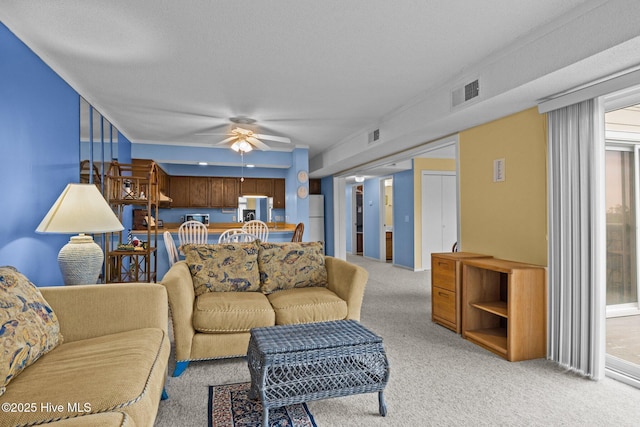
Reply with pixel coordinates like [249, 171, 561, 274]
[547, 98, 606, 379]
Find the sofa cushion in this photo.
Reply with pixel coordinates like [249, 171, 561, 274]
[183, 242, 260, 296]
[0, 327, 166, 426]
[267, 287, 348, 325]
[0, 266, 63, 397]
[258, 241, 328, 294]
[193, 292, 275, 333]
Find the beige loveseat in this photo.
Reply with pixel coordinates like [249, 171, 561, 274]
[161, 241, 368, 376]
[0, 279, 170, 427]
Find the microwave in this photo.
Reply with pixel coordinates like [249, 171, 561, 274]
[185, 213, 209, 225]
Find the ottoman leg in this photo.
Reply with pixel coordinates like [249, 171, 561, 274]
[262, 406, 269, 427]
[378, 391, 387, 416]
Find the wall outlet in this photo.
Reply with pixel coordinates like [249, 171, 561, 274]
[232, 215, 236, 222]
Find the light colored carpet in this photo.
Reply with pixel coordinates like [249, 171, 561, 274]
[155, 255, 640, 426]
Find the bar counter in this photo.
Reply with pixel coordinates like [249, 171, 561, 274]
[137, 222, 297, 234]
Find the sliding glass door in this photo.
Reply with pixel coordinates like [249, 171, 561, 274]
[605, 141, 640, 386]
[605, 147, 639, 315]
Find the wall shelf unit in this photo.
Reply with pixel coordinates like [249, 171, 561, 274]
[104, 161, 159, 283]
[461, 258, 547, 361]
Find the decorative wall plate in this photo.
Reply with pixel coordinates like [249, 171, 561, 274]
[297, 185, 309, 199]
[297, 170, 309, 183]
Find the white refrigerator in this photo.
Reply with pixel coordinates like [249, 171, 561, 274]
[308, 195, 325, 248]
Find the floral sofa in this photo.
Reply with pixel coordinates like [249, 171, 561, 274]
[161, 241, 368, 376]
[0, 266, 170, 426]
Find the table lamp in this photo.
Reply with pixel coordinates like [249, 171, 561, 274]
[36, 183, 124, 285]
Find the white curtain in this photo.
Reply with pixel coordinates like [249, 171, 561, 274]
[547, 98, 606, 379]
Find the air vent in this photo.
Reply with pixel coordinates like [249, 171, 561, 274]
[451, 79, 480, 109]
[368, 129, 380, 145]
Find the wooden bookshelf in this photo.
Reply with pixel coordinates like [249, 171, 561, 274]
[461, 258, 547, 361]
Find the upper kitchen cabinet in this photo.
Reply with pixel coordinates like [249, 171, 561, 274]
[189, 177, 210, 207]
[239, 178, 273, 197]
[169, 176, 190, 207]
[256, 178, 274, 196]
[273, 178, 285, 208]
[211, 177, 238, 208]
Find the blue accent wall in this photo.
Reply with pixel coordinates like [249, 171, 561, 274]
[345, 184, 353, 253]
[0, 23, 80, 286]
[363, 178, 381, 259]
[321, 176, 334, 256]
[392, 169, 414, 269]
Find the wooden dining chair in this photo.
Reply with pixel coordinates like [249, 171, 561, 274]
[291, 222, 304, 242]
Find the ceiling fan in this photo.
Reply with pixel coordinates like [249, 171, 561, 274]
[198, 117, 291, 152]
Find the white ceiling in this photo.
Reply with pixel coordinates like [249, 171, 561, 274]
[2, 1, 640, 177]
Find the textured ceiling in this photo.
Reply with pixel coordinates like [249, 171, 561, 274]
[0, 0, 593, 169]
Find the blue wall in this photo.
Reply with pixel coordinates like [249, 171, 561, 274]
[0, 23, 80, 286]
[392, 169, 414, 269]
[363, 178, 381, 259]
[345, 184, 353, 253]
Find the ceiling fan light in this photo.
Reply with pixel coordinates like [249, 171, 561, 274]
[239, 140, 252, 152]
[231, 141, 241, 152]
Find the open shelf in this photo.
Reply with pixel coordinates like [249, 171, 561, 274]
[470, 301, 507, 318]
[464, 327, 507, 357]
[462, 258, 546, 362]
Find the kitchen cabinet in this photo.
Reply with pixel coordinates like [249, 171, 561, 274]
[239, 178, 257, 195]
[240, 178, 275, 197]
[256, 178, 273, 196]
[221, 178, 238, 208]
[170, 176, 238, 208]
[169, 176, 190, 207]
[273, 178, 286, 208]
[189, 177, 210, 207]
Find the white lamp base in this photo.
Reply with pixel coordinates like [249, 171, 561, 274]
[57, 234, 104, 285]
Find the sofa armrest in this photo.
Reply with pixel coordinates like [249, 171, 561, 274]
[324, 256, 368, 321]
[40, 283, 168, 343]
[160, 261, 196, 361]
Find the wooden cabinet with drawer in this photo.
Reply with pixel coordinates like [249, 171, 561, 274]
[431, 252, 491, 333]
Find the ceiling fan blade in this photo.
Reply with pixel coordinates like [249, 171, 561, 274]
[254, 133, 291, 144]
[216, 136, 237, 145]
[247, 136, 271, 151]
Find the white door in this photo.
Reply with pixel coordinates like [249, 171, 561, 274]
[421, 172, 457, 269]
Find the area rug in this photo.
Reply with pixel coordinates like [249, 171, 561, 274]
[208, 382, 317, 427]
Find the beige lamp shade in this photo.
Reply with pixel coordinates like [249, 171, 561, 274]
[36, 183, 123, 285]
[36, 183, 123, 234]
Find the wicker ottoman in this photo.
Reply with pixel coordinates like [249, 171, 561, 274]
[247, 320, 390, 427]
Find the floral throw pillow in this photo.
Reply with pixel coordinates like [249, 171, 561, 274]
[183, 243, 261, 296]
[258, 241, 328, 294]
[0, 266, 63, 397]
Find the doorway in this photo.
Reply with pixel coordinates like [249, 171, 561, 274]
[355, 185, 363, 255]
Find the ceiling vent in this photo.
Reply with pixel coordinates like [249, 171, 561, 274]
[368, 129, 381, 145]
[451, 79, 480, 109]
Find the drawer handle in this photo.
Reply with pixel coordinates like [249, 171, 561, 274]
[438, 291, 449, 298]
